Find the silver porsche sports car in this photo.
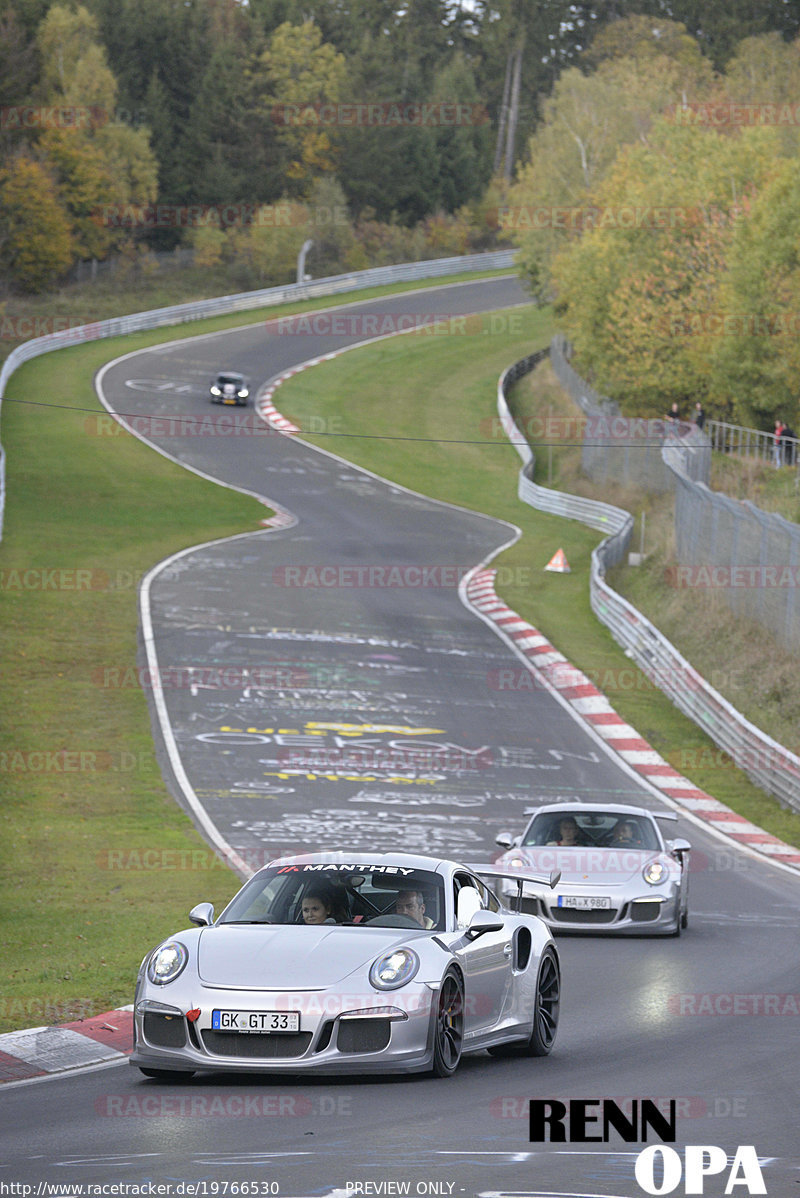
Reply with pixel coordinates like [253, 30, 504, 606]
[491, 802, 691, 936]
[131, 851, 561, 1079]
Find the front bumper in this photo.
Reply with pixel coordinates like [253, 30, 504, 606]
[131, 985, 437, 1075]
[502, 884, 681, 935]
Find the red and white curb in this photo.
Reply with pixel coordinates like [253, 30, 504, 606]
[257, 389, 300, 434]
[260, 505, 296, 530]
[0, 1007, 133, 1084]
[466, 568, 800, 870]
[257, 358, 342, 435]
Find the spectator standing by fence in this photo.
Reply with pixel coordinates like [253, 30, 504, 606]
[773, 419, 785, 467]
[780, 422, 797, 465]
[692, 401, 705, 430]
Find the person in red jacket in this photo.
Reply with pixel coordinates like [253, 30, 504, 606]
[773, 419, 785, 468]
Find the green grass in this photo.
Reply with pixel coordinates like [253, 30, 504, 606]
[273, 319, 800, 851]
[0, 267, 512, 1033]
[0, 340, 268, 1032]
[710, 449, 800, 522]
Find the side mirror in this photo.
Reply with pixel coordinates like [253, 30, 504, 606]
[189, 902, 215, 927]
[456, 886, 483, 929]
[667, 838, 691, 861]
[466, 908, 505, 940]
[495, 831, 514, 849]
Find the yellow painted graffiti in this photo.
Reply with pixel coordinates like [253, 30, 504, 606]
[260, 771, 438, 785]
[303, 722, 445, 736]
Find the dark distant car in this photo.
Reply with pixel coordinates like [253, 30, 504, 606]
[209, 372, 249, 406]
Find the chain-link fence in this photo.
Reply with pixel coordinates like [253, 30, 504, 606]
[549, 335, 800, 652]
[550, 334, 710, 490]
[672, 468, 800, 652]
[68, 246, 196, 285]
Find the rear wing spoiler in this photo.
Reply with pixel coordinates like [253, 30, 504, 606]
[522, 807, 679, 820]
[470, 865, 561, 914]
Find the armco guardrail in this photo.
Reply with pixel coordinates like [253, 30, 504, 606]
[0, 249, 516, 540]
[499, 346, 800, 815]
[497, 350, 634, 603]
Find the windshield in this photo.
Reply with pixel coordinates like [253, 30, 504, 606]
[522, 811, 661, 851]
[219, 865, 446, 930]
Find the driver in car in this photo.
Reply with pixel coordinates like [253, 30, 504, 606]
[394, 889, 435, 929]
[611, 820, 643, 847]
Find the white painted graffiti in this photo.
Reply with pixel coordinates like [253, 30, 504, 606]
[124, 377, 196, 393]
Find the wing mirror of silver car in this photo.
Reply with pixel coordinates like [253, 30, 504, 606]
[495, 831, 514, 848]
[189, 902, 215, 926]
[465, 909, 505, 940]
[667, 838, 691, 858]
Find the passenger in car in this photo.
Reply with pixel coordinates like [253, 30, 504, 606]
[302, 883, 347, 924]
[547, 817, 583, 846]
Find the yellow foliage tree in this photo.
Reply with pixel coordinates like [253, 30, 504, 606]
[506, 52, 717, 298]
[256, 21, 348, 189]
[33, 3, 158, 267]
[0, 155, 74, 291]
[552, 120, 779, 416]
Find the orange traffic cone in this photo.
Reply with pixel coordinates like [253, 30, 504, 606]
[544, 548, 571, 573]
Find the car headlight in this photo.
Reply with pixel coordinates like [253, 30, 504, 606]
[643, 861, 668, 886]
[369, 948, 419, 991]
[237, 389, 249, 398]
[210, 385, 221, 395]
[147, 941, 189, 985]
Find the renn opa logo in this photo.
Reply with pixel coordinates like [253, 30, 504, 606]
[529, 1100, 766, 1195]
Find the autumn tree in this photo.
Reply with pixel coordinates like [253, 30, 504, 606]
[551, 119, 779, 415]
[255, 20, 348, 191]
[720, 32, 800, 157]
[506, 41, 715, 298]
[226, 198, 312, 287]
[710, 157, 800, 427]
[31, 3, 158, 267]
[0, 154, 74, 290]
